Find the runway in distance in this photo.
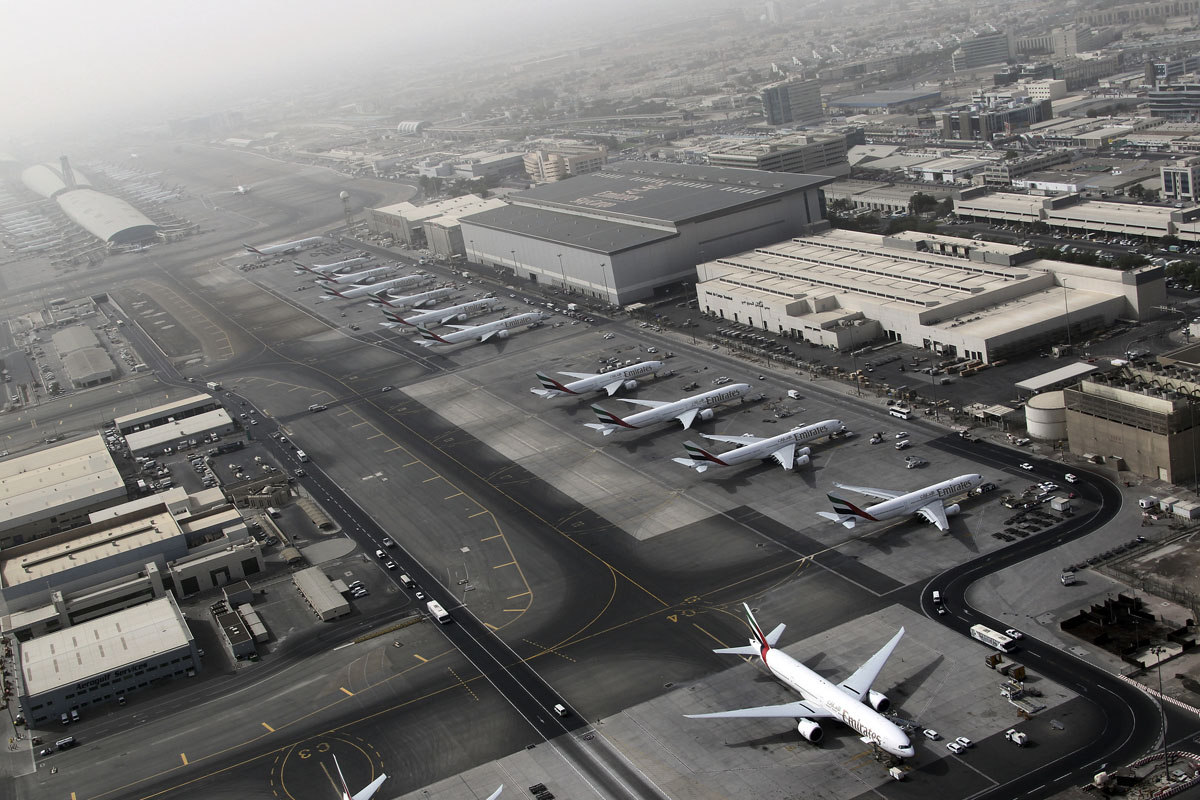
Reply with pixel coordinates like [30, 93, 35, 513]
[531, 360, 664, 398]
[584, 383, 751, 435]
[293, 256, 370, 275]
[321, 274, 432, 300]
[243, 236, 328, 256]
[673, 418, 845, 472]
[416, 312, 545, 347]
[332, 755, 387, 800]
[367, 286, 455, 310]
[817, 473, 984, 532]
[379, 297, 500, 328]
[685, 603, 915, 759]
[315, 265, 393, 285]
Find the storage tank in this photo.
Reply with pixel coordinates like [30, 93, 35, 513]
[1025, 390, 1067, 440]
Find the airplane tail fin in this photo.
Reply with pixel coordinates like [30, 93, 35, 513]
[333, 755, 352, 800]
[682, 441, 725, 470]
[713, 603, 785, 658]
[243, 243, 263, 255]
[817, 492, 874, 528]
[587, 404, 633, 432]
[417, 324, 448, 343]
[671, 456, 707, 472]
[536, 372, 572, 395]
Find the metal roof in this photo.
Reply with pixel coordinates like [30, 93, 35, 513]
[0, 436, 125, 533]
[20, 163, 92, 199]
[55, 189, 158, 244]
[1015, 362, 1099, 393]
[460, 203, 676, 254]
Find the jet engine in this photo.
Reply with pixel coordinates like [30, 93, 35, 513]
[867, 690, 891, 713]
[796, 447, 812, 457]
[495, 330, 511, 339]
[417, 299, 437, 308]
[794, 454, 811, 467]
[944, 503, 961, 516]
[623, 379, 639, 391]
[451, 313, 468, 322]
[697, 408, 716, 422]
[797, 719, 824, 743]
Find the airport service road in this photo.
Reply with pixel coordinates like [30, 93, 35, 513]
[918, 437, 1190, 798]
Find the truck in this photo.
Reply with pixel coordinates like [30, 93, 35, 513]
[427, 600, 451, 623]
[888, 766, 905, 781]
[206, 381, 221, 391]
[970, 624, 1015, 652]
[1005, 729, 1028, 746]
[1061, 571, 1077, 586]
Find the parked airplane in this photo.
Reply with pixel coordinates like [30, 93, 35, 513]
[415, 312, 544, 347]
[321, 274, 431, 300]
[379, 298, 500, 328]
[686, 603, 914, 758]
[293, 256, 370, 275]
[673, 418, 844, 472]
[531, 360, 664, 399]
[315, 265, 393, 285]
[584, 384, 751, 435]
[368, 286, 455, 310]
[243, 236, 327, 256]
[332, 755, 387, 800]
[816, 473, 984, 532]
[235, 185, 251, 195]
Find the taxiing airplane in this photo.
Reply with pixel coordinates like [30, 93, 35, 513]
[685, 603, 915, 759]
[584, 384, 751, 436]
[531, 360, 664, 399]
[332, 755, 387, 800]
[243, 236, 327, 256]
[293, 256, 370, 275]
[673, 418, 844, 472]
[816, 473, 984, 532]
[321, 274, 431, 300]
[368, 286, 455, 310]
[415, 312, 544, 347]
[235, 185, 251, 195]
[315, 265, 393, 285]
[379, 298, 500, 328]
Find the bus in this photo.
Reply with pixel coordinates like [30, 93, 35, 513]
[970, 624, 1014, 652]
[889, 407, 911, 420]
[427, 600, 451, 624]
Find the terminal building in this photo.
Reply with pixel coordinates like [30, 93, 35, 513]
[705, 133, 851, 178]
[365, 195, 507, 252]
[0, 436, 126, 549]
[458, 161, 833, 306]
[695, 229, 1163, 361]
[17, 594, 198, 725]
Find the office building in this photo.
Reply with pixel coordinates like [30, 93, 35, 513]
[952, 31, 1014, 72]
[1150, 84, 1200, 122]
[522, 146, 607, 183]
[1077, 0, 1200, 26]
[706, 133, 851, 177]
[1162, 157, 1200, 203]
[459, 161, 832, 306]
[940, 97, 1053, 141]
[761, 79, 823, 126]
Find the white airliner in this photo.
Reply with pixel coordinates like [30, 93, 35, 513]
[332, 755, 387, 800]
[584, 384, 751, 435]
[379, 298, 500, 328]
[673, 418, 844, 472]
[416, 312, 544, 347]
[531, 360, 664, 399]
[817, 473, 984, 532]
[321, 274, 431, 300]
[243, 236, 327, 256]
[293, 256, 370, 275]
[368, 286, 455, 310]
[685, 603, 915, 759]
[316, 265, 393, 285]
[235, 185, 251, 195]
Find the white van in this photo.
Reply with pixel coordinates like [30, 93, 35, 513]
[296, 450, 309, 462]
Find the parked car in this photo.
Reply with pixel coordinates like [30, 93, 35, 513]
[1019, 462, 1033, 471]
[947, 741, 965, 754]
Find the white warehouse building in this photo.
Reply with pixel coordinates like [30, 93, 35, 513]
[458, 161, 832, 306]
[696, 229, 1164, 362]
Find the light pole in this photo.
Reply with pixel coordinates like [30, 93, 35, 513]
[1152, 642, 1170, 777]
[599, 261, 609, 305]
[556, 253, 567, 291]
[468, 239, 475, 265]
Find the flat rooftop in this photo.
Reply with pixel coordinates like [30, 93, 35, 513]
[0, 435, 124, 531]
[123, 409, 233, 451]
[115, 394, 215, 430]
[20, 595, 192, 696]
[459, 203, 675, 254]
[1, 508, 182, 588]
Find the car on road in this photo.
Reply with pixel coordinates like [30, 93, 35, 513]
[382, 537, 395, 548]
[946, 741, 965, 754]
[955, 736, 973, 748]
[1019, 462, 1033, 471]
[294, 468, 306, 477]
[375, 549, 386, 559]
[414, 590, 426, 601]
[1064, 473, 1079, 483]
[1005, 628, 1023, 640]
[381, 386, 394, 392]
[894, 431, 908, 439]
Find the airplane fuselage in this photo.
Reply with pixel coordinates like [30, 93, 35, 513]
[326, 274, 429, 299]
[427, 313, 543, 344]
[544, 361, 663, 396]
[763, 649, 913, 758]
[621, 384, 750, 428]
[318, 266, 391, 285]
[387, 298, 498, 326]
[244, 236, 325, 256]
[374, 287, 454, 310]
[712, 419, 843, 465]
[301, 256, 370, 274]
[862, 473, 983, 521]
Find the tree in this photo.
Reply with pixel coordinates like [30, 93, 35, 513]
[1116, 252, 1149, 270]
[1128, 184, 1146, 199]
[828, 197, 854, 214]
[908, 192, 938, 215]
[1161, 234, 1182, 247]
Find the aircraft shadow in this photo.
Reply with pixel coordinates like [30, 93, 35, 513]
[889, 654, 945, 708]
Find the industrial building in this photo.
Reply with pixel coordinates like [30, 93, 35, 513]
[695, 229, 1163, 361]
[826, 89, 943, 115]
[17, 594, 198, 725]
[952, 31, 1014, 71]
[21, 160, 158, 245]
[293, 567, 351, 621]
[51, 326, 118, 388]
[821, 180, 956, 213]
[705, 133, 851, 177]
[115, 394, 221, 436]
[0, 436, 126, 549]
[1162, 157, 1200, 202]
[939, 97, 1054, 142]
[760, 79, 823, 126]
[365, 194, 507, 251]
[124, 410, 236, 456]
[458, 161, 833, 305]
[952, 188, 1200, 243]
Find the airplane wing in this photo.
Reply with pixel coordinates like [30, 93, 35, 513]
[479, 330, 500, 342]
[445, 324, 479, 330]
[686, 699, 834, 720]
[916, 502, 951, 532]
[833, 482, 903, 501]
[559, 371, 598, 380]
[769, 442, 797, 470]
[838, 627, 906, 702]
[484, 787, 503, 800]
[676, 407, 700, 429]
[352, 774, 389, 800]
[701, 433, 764, 444]
[618, 398, 670, 409]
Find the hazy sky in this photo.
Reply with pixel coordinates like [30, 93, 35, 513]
[1, 0, 706, 145]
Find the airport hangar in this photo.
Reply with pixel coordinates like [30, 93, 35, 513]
[21, 161, 159, 245]
[457, 161, 833, 306]
[695, 228, 1164, 363]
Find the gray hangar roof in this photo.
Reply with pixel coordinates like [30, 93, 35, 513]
[460, 204, 676, 254]
[56, 189, 159, 244]
[511, 160, 830, 226]
[20, 163, 92, 199]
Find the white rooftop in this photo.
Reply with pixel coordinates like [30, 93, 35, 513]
[115, 394, 214, 430]
[1015, 362, 1100, 392]
[0, 436, 124, 532]
[124, 409, 233, 452]
[21, 596, 192, 695]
